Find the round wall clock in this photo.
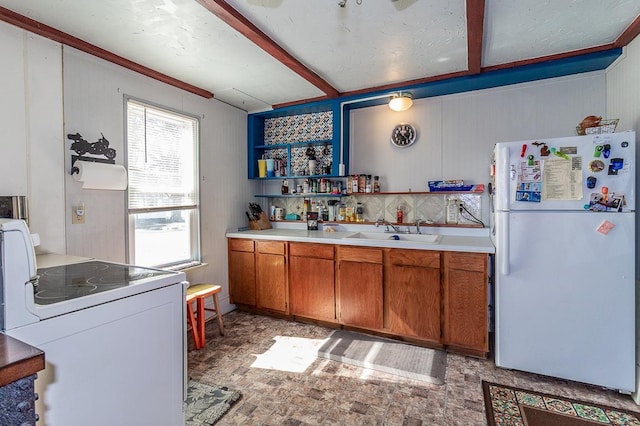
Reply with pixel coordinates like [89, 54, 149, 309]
[390, 123, 417, 148]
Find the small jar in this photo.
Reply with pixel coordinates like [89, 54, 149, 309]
[373, 176, 380, 192]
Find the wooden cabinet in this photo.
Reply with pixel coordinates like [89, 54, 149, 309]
[442, 252, 489, 355]
[386, 250, 441, 343]
[289, 242, 336, 322]
[255, 240, 288, 314]
[336, 246, 383, 330]
[228, 236, 491, 357]
[228, 238, 256, 306]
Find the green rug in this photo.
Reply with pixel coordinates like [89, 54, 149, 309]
[483, 381, 640, 426]
[185, 380, 242, 425]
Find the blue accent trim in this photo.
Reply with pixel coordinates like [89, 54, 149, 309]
[247, 48, 622, 179]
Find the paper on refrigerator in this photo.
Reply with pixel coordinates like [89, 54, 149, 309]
[541, 157, 583, 201]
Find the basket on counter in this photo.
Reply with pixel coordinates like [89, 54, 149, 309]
[576, 118, 619, 135]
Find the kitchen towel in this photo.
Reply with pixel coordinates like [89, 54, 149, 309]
[72, 160, 128, 190]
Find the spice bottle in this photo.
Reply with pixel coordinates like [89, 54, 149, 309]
[365, 175, 372, 193]
[281, 179, 289, 195]
[351, 175, 359, 193]
[396, 205, 404, 223]
[358, 174, 366, 192]
[373, 176, 380, 192]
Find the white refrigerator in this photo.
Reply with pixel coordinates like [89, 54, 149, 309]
[491, 131, 636, 392]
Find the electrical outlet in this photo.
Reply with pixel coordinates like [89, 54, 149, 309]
[72, 204, 85, 224]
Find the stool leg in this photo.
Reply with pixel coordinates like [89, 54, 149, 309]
[196, 297, 206, 349]
[187, 301, 200, 349]
[213, 293, 224, 336]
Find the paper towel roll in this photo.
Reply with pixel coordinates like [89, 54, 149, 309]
[72, 160, 128, 190]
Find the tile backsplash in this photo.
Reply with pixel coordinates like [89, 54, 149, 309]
[267, 193, 482, 226]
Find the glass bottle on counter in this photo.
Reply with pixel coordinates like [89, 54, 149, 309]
[356, 203, 364, 222]
[396, 204, 404, 223]
[338, 202, 346, 221]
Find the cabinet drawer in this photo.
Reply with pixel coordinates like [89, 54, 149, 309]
[388, 249, 440, 268]
[256, 240, 286, 255]
[444, 252, 486, 272]
[337, 246, 383, 264]
[229, 238, 254, 252]
[289, 242, 334, 259]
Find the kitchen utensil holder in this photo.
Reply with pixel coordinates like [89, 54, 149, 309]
[249, 212, 272, 230]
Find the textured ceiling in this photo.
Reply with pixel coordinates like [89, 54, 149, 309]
[0, 0, 638, 112]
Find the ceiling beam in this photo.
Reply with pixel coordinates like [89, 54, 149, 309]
[0, 7, 213, 99]
[481, 44, 617, 72]
[194, 0, 340, 98]
[616, 14, 640, 47]
[466, 0, 485, 74]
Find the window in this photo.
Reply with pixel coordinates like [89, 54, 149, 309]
[126, 98, 200, 268]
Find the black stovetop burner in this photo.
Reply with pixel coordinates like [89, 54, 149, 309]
[34, 260, 173, 305]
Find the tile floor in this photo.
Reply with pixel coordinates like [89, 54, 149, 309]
[187, 310, 638, 425]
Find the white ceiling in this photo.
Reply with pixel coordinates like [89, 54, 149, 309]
[1, 0, 639, 112]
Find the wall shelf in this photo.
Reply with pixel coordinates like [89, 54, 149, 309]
[255, 193, 342, 198]
[256, 189, 484, 198]
[247, 102, 347, 179]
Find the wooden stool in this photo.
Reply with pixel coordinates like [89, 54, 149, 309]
[186, 284, 224, 349]
[186, 292, 200, 349]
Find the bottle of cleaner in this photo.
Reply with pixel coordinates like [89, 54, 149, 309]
[446, 199, 459, 224]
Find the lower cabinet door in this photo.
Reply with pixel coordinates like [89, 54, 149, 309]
[256, 252, 288, 313]
[387, 264, 441, 341]
[337, 259, 383, 329]
[289, 256, 336, 321]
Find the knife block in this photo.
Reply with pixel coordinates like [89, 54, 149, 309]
[249, 212, 272, 230]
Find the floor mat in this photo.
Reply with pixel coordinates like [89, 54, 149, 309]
[317, 329, 446, 384]
[483, 381, 640, 426]
[185, 380, 242, 425]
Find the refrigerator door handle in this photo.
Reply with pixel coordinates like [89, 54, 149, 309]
[495, 144, 510, 211]
[498, 213, 509, 275]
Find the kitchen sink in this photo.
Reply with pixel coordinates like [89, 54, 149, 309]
[344, 232, 441, 244]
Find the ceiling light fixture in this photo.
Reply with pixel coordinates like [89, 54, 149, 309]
[388, 93, 413, 112]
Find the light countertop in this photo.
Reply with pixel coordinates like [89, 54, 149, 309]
[226, 226, 495, 254]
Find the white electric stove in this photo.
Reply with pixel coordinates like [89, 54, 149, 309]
[0, 219, 187, 425]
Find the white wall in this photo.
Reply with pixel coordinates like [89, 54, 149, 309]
[61, 46, 255, 312]
[350, 72, 607, 225]
[0, 22, 66, 254]
[605, 35, 640, 404]
[0, 22, 254, 313]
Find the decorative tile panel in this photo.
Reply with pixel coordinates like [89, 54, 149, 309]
[264, 112, 333, 145]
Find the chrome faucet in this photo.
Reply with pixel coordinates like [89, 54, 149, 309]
[415, 218, 424, 234]
[375, 218, 401, 233]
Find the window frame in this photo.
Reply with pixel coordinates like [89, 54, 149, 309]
[124, 95, 201, 269]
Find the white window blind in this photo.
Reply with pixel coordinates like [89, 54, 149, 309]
[127, 101, 197, 211]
